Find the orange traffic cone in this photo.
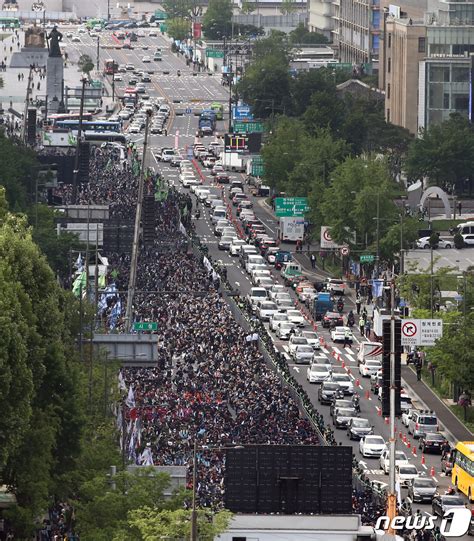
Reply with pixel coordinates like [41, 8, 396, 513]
[430, 466, 435, 477]
[342, 361, 346, 369]
[421, 454, 425, 465]
[412, 446, 417, 457]
[355, 378, 360, 387]
[403, 434, 407, 444]
[407, 441, 411, 449]
[365, 390, 370, 399]
[399, 431, 403, 440]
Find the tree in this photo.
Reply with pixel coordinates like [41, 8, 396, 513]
[166, 17, 190, 41]
[289, 23, 328, 44]
[406, 115, 474, 192]
[378, 216, 420, 265]
[78, 54, 94, 78]
[161, 0, 193, 19]
[240, 0, 256, 14]
[280, 0, 298, 14]
[291, 69, 335, 117]
[203, 0, 233, 39]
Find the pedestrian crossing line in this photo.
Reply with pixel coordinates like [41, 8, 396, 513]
[346, 353, 356, 364]
[321, 346, 330, 355]
[333, 346, 342, 355]
[347, 347, 356, 355]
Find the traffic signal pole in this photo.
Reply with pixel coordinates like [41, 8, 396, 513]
[387, 280, 397, 535]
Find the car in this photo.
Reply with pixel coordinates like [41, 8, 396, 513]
[333, 407, 359, 428]
[379, 449, 409, 474]
[288, 335, 309, 354]
[297, 330, 321, 350]
[128, 124, 141, 133]
[370, 371, 383, 394]
[215, 173, 230, 184]
[331, 326, 353, 343]
[256, 277, 274, 290]
[270, 313, 289, 332]
[327, 278, 346, 295]
[402, 408, 418, 428]
[113, 74, 123, 82]
[359, 360, 382, 377]
[347, 418, 373, 440]
[432, 495, 467, 517]
[318, 382, 341, 404]
[286, 310, 306, 327]
[400, 393, 413, 413]
[247, 287, 268, 310]
[418, 433, 448, 454]
[276, 321, 296, 340]
[359, 435, 386, 458]
[211, 164, 224, 176]
[330, 398, 353, 418]
[71, 35, 81, 42]
[306, 363, 332, 384]
[291, 345, 315, 364]
[161, 149, 177, 162]
[396, 464, 419, 487]
[407, 477, 438, 503]
[126, 63, 135, 70]
[251, 269, 271, 285]
[274, 292, 292, 304]
[462, 234, 474, 246]
[330, 373, 354, 394]
[256, 301, 279, 322]
[215, 220, 232, 236]
[298, 287, 317, 304]
[142, 56, 151, 62]
[218, 236, 234, 251]
[322, 312, 344, 328]
[416, 236, 452, 249]
[66, 32, 73, 38]
[229, 239, 246, 256]
[407, 411, 439, 438]
[441, 451, 454, 475]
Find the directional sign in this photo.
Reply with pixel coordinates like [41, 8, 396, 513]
[401, 319, 443, 346]
[206, 49, 224, 58]
[275, 197, 309, 217]
[232, 105, 253, 121]
[360, 254, 375, 263]
[233, 121, 265, 133]
[133, 322, 158, 332]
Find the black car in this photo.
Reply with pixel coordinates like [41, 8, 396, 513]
[322, 311, 344, 329]
[407, 477, 437, 503]
[333, 407, 358, 428]
[419, 432, 448, 454]
[317, 382, 341, 405]
[215, 173, 230, 184]
[330, 398, 353, 418]
[347, 417, 373, 440]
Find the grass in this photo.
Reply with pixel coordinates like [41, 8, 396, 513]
[425, 219, 463, 232]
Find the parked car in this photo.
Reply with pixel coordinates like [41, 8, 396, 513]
[416, 236, 452, 249]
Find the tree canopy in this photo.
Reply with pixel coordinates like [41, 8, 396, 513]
[203, 0, 233, 39]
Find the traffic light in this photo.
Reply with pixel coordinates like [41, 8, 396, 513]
[382, 319, 402, 417]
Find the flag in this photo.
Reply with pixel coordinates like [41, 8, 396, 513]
[372, 279, 384, 298]
[72, 271, 87, 298]
[125, 386, 135, 408]
[75, 253, 83, 272]
[139, 445, 154, 466]
[98, 274, 106, 288]
[43, 131, 53, 145]
[118, 370, 127, 392]
[179, 222, 186, 235]
[98, 283, 118, 316]
[109, 297, 122, 330]
[67, 131, 77, 146]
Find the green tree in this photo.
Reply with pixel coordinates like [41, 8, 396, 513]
[162, 0, 193, 19]
[291, 69, 335, 117]
[203, 0, 233, 39]
[166, 17, 190, 41]
[289, 23, 328, 44]
[280, 0, 298, 14]
[378, 216, 420, 264]
[406, 115, 474, 192]
[78, 54, 95, 77]
[240, 0, 255, 13]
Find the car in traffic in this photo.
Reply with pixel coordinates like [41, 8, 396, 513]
[247, 287, 268, 310]
[431, 495, 467, 517]
[327, 278, 346, 295]
[276, 321, 296, 340]
[322, 312, 344, 329]
[256, 301, 279, 322]
[418, 432, 447, 454]
[396, 464, 419, 487]
[333, 407, 359, 428]
[229, 239, 246, 256]
[269, 313, 289, 332]
[288, 335, 309, 355]
[286, 310, 306, 327]
[218, 236, 235, 251]
[306, 363, 331, 384]
[359, 360, 382, 378]
[407, 477, 438, 503]
[291, 345, 315, 364]
[407, 411, 439, 438]
[318, 382, 341, 404]
[379, 449, 409, 474]
[359, 435, 386, 458]
[297, 330, 321, 350]
[330, 373, 354, 394]
[347, 418, 373, 440]
[330, 398, 354, 418]
[331, 326, 353, 343]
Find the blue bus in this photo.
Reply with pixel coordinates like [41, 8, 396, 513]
[55, 120, 121, 133]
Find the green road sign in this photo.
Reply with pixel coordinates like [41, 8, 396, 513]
[360, 254, 375, 263]
[133, 322, 158, 331]
[233, 121, 265, 133]
[252, 163, 265, 176]
[275, 197, 309, 217]
[206, 49, 225, 58]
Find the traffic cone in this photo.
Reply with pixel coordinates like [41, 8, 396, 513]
[338, 354, 342, 363]
[342, 361, 346, 369]
[355, 378, 360, 387]
[347, 368, 352, 375]
[430, 466, 435, 477]
[365, 390, 370, 399]
[412, 446, 417, 457]
[403, 434, 407, 444]
[421, 454, 425, 465]
[399, 431, 403, 440]
[407, 440, 411, 449]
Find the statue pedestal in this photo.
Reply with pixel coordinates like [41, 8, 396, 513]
[10, 47, 48, 68]
[46, 56, 64, 114]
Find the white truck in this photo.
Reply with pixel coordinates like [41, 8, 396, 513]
[220, 151, 245, 172]
[356, 341, 383, 366]
[277, 217, 305, 242]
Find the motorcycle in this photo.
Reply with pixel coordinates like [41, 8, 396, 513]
[177, 69, 181, 77]
[195, 209, 201, 220]
[352, 394, 360, 412]
[347, 311, 355, 328]
[337, 300, 344, 314]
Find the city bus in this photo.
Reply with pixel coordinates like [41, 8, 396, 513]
[104, 59, 118, 75]
[48, 113, 93, 127]
[451, 441, 474, 501]
[55, 120, 121, 133]
[210, 102, 224, 120]
[123, 88, 138, 106]
[84, 132, 127, 145]
[0, 17, 20, 28]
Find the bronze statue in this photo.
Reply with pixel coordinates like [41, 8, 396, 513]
[46, 26, 63, 57]
[25, 24, 45, 49]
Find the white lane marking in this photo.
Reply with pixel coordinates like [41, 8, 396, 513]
[292, 366, 300, 373]
[333, 346, 342, 355]
[235, 281, 240, 286]
[347, 347, 355, 355]
[346, 354, 356, 364]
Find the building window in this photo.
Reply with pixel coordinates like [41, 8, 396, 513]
[388, 33, 392, 48]
[387, 57, 391, 73]
[387, 83, 391, 99]
[444, 93, 450, 109]
[418, 37, 426, 53]
[387, 108, 390, 122]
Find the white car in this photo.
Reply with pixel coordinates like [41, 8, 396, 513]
[330, 373, 354, 394]
[327, 278, 346, 295]
[142, 56, 151, 62]
[288, 335, 309, 356]
[276, 321, 296, 340]
[230, 239, 246, 256]
[255, 277, 274, 290]
[247, 287, 268, 310]
[251, 269, 272, 285]
[331, 326, 353, 343]
[71, 35, 81, 42]
[286, 310, 305, 327]
[292, 345, 315, 364]
[218, 236, 234, 251]
[215, 220, 232, 236]
[359, 360, 382, 377]
[269, 285, 287, 301]
[379, 449, 409, 475]
[306, 363, 332, 383]
[416, 236, 452, 249]
[396, 464, 419, 487]
[128, 124, 141, 133]
[256, 300, 279, 321]
[402, 408, 418, 428]
[359, 435, 386, 458]
[298, 330, 321, 350]
[270, 313, 289, 332]
[298, 287, 316, 303]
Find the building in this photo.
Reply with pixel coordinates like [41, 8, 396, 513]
[308, 0, 335, 40]
[290, 44, 337, 71]
[380, 0, 474, 134]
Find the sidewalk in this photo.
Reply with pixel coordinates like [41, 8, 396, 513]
[402, 365, 473, 443]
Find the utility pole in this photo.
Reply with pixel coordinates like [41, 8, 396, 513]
[112, 61, 116, 102]
[124, 111, 151, 330]
[399, 211, 404, 274]
[191, 439, 198, 541]
[430, 246, 434, 317]
[375, 193, 380, 277]
[72, 77, 87, 204]
[386, 280, 397, 536]
[22, 64, 35, 143]
[96, 35, 100, 73]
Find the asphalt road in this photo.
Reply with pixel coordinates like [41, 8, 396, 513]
[63, 28, 471, 536]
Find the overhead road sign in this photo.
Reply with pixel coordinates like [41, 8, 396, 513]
[275, 197, 309, 217]
[401, 319, 443, 346]
[360, 254, 375, 263]
[232, 105, 253, 121]
[133, 322, 158, 331]
[206, 49, 224, 58]
[233, 121, 265, 133]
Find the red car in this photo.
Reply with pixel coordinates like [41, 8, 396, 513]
[322, 311, 344, 329]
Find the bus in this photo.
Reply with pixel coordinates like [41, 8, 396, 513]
[0, 17, 20, 28]
[55, 120, 121, 133]
[123, 88, 138, 106]
[48, 113, 93, 127]
[104, 59, 118, 75]
[84, 132, 127, 145]
[210, 102, 224, 120]
[451, 441, 474, 501]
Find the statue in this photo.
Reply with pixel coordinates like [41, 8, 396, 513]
[25, 24, 45, 49]
[46, 26, 63, 58]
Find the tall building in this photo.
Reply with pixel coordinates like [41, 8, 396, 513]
[308, 0, 335, 40]
[380, 0, 474, 134]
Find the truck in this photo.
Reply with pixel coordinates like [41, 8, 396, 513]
[356, 341, 383, 366]
[220, 151, 245, 172]
[313, 292, 333, 321]
[198, 110, 216, 136]
[277, 217, 305, 242]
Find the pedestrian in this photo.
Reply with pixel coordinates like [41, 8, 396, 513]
[364, 319, 371, 339]
[37, 81, 40, 90]
[359, 316, 365, 336]
[367, 286, 373, 304]
[296, 240, 302, 252]
[355, 295, 361, 315]
[17, 73, 20, 81]
[306, 236, 311, 252]
[343, 328, 351, 348]
[310, 253, 316, 269]
[415, 358, 422, 381]
[164, 128, 168, 136]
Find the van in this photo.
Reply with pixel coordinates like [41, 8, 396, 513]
[211, 208, 227, 224]
[408, 411, 439, 438]
[455, 222, 474, 236]
[357, 341, 383, 366]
